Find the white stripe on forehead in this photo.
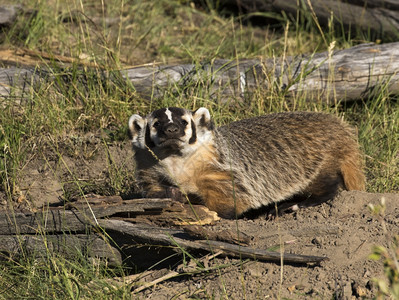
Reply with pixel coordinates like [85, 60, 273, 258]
[165, 108, 174, 123]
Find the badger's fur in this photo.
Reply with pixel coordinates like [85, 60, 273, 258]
[128, 107, 365, 218]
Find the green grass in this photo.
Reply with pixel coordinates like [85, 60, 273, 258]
[0, 0, 398, 298]
[0, 248, 131, 299]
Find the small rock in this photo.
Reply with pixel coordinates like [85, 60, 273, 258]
[287, 284, 296, 293]
[356, 286, 368, 297]
[0, 5, 22, 26]
[363, 270, 371, 278]
[247, 266, 262, 277]
[312, 237, 323, 247]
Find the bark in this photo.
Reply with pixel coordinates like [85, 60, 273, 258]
[0, 197, 173, 235]
[183, 224, 251, 245]
[2, 42, 399, 104]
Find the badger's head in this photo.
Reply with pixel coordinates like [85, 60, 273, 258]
[128, 107, 214, 156]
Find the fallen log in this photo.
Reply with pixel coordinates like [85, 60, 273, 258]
[2, 42, 399, 104]
[123, 42, 399, 104]
[215, 0, 399, 40]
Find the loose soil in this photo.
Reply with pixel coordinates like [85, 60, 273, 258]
[1, 133, 398, 299]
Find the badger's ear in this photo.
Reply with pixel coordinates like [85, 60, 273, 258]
[192, 107, 213, 130]
[128, 114, 146, 147]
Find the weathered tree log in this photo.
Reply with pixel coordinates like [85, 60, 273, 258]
[99, 219, 328, 265]
[123, 42, 399, 104]
[0, 198, 172, 235]
[1, 42, 399, 104]
[215, 0, 399, 39]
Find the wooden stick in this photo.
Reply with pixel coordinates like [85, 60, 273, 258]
[131, 251, 224, 293]
[98, 219, 328, 265]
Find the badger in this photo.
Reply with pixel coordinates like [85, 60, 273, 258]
[128, 107, 365, 218]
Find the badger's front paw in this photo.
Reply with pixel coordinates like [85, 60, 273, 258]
[165, 186, 186, 203]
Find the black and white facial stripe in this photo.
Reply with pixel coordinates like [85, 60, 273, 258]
[128, 107, 214, 154]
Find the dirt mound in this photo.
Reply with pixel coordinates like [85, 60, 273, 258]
[140, 191, 399, 299]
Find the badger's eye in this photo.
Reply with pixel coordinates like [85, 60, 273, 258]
[181, 120, 188, 126]
[153, 121, 160, 128]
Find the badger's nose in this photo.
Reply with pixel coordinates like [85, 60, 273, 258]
[164, 123, 179, 135]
